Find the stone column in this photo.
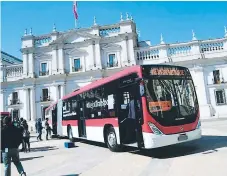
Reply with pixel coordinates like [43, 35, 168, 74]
[23, 88, 30, 121]
[123, 37, 128, 65]
[0, 65, 5, 82]
[0, 90, 4, 112]
[192, 66, 211, 118]
[23, 53, 28, 77]
[58, 48, 65, 74]
[87, 44, 94, 70]
[30, 87, 36, 121]
[28, 52, 34, 78]
[3, 91, 7, 112]
[55, 85, 59, 101]
[52, 48, 58, 74]
[95, 43, 101, 69]
[92, 42, 96, 67]
[60, 84, 66, 99]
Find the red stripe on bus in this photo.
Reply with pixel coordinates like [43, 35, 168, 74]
[62, 120, 78, 126]
[86, 118, 119, 127]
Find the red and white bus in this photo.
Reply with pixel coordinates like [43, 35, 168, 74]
[45, 65, 201, 152]
[0, 112, 11, 122]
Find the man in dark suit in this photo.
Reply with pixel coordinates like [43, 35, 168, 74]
[1, 117, 26, 176]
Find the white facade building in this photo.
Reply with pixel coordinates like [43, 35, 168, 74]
[1, 16, 227, 130]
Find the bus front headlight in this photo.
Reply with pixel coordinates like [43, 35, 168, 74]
[196, 120, 201, 129]
[148, 122, 163, 135]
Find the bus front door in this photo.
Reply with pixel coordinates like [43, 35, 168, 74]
[51, 108, 57, 135]
[78, 101, 87, 138]
[118, 84, 144, 148]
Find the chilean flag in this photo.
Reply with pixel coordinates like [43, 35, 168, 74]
[73, 1, 78, 20]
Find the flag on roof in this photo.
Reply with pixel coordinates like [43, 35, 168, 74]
[73, 1, 78, 20]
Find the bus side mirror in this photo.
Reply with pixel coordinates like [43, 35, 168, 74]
[135, 78, 142, 83]
[140, 84, 145, 97]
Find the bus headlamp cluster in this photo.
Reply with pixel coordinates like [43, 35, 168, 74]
[148, 122, 163, 135]
[196, 120, 201, 129]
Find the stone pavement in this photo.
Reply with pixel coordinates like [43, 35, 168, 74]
[1, 120, 227, 176]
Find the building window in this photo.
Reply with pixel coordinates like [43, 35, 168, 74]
[107, 54, 118, 68]
[11, 92, 19, 105]
[41, 88, 49, 101]
[215, 89, 226, 105]
[12, 109, 19, 119]
[213, 70, 220, 84]
[40, 63, 49, 76]
[72, 59, 81, 72]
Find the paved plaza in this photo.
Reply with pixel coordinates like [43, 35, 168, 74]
[1, 119, 227, 176]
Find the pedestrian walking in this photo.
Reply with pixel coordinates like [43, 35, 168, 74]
[45, 118, 51, 140]
[37, 118, 43, 141]
[22, 120, 30, 152]
[1, 117, 27, 176]
[19, 119, 25, 152]
[35, 119, 38, 133]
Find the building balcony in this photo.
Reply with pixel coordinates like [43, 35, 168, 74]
[40, 96, 51, 102]
[72, 66, 82, 72]
[212, 78, 226, 84]
[2, 64, 23, 82]
[135, 37, 227, 65]
[39, 70, 49, 76]
[107, 61, 118, 68]
[207, 78, 227, 88]
[10, 99, 20, 105]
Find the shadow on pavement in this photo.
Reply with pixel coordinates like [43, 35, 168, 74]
[20, 156, 44, 161]
[30, 146, 58, 152]
[130, 135, 227, 159]
[61, 174, 79, 176]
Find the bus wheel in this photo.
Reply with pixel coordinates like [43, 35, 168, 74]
[67, 126, 73, 142]
[105, 127, 121, 152]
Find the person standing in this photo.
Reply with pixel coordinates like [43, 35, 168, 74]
[19, 119, 25, 152]
[45, 118, 51, 140]
[22, 120, 30, 152]
[37, 118, 43, 141]
[1, 117, 26, 176]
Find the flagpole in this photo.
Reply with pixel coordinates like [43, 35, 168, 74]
[73, 1, 78, 29]
[75, 19, 77, 29]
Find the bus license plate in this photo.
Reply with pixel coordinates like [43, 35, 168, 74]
[178, 134, 188, 141]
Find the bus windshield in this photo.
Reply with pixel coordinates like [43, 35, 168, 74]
[145, 78, 198, 126]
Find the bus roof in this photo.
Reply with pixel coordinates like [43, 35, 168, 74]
[45, 65, 141, 112]
[62, 65, 142, 100]
[0, 112, 10, 115]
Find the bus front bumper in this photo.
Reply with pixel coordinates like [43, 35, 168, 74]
[142, 128, 202, 149]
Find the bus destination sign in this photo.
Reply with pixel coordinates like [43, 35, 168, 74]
[150, 67, 186, 76]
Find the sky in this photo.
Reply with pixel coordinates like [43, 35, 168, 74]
[1, 1, 227, 59]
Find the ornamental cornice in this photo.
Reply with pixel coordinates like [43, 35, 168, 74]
[101, 43, 122, 51]
[34, 53, 52, 60]
[20, 47, 35, 54]
[64, 48, 87, 56]
[118, 33, 135, 40]
[22, 85, 35, 90]
[21, 35, 34, 41]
